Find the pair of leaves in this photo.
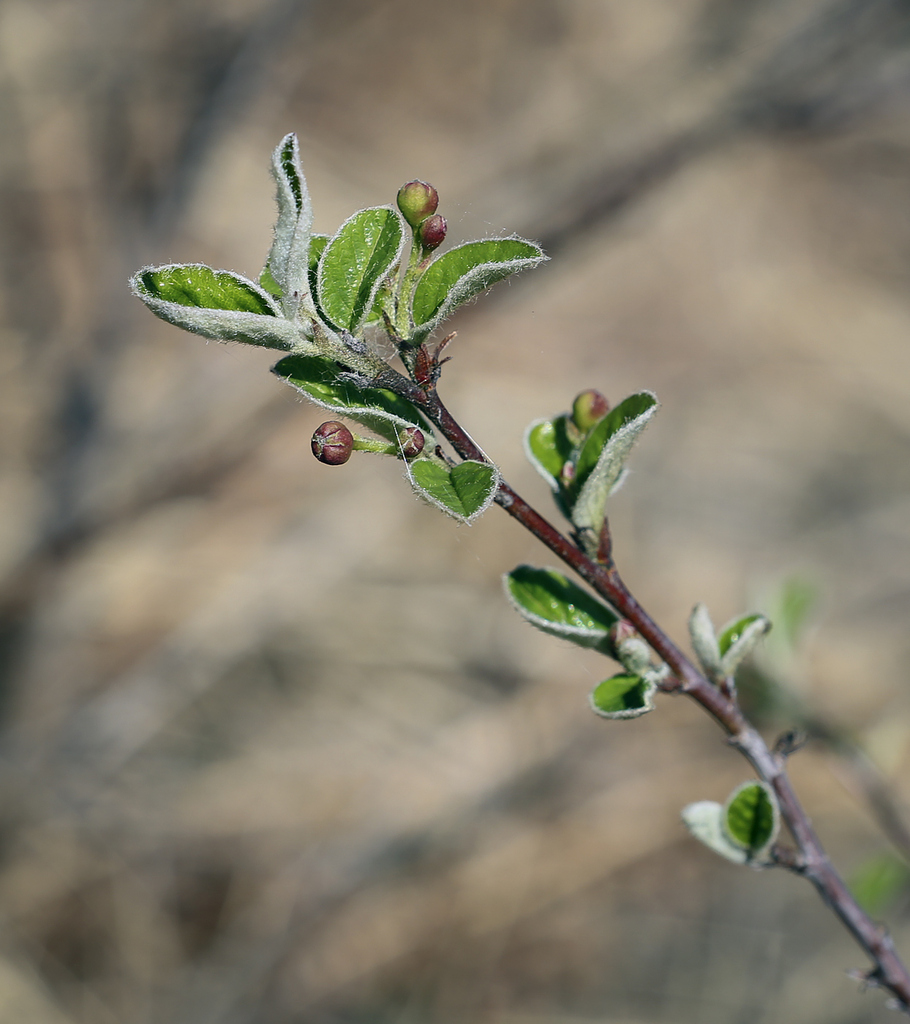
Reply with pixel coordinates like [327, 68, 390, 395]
[131, 134, 316, 350]
[525, 392, 659, 538]
[682, 781, 780, 864]
[689, 604, 772, 683]
[505, 566, 658, 719]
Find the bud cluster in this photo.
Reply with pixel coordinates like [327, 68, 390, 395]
[397, 179, 447, 253]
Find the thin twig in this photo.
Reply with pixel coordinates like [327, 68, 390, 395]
[381, 374, 910, 1013]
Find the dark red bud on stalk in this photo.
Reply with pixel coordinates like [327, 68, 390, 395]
[311, 421, 353, 466]
[397, 180, 439, 228]
[418, 214, 447, 252]
[572, 389, 610, 433]
[398, 426, 425, 459]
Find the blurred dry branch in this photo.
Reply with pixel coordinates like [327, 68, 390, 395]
[2, 1, 910, 1022]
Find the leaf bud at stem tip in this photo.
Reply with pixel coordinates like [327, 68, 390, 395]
[398, 426, 425, 459]
[418, 214, 447, 252]
[572, 389, 610, 433]
[609, 620, 640, 649]
[397, 180, 439, 229]
[311, 421, 353, 466]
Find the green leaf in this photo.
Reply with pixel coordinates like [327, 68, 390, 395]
[850, 853, 910, 915]
[259, 265, 282, 298]
[523, 415, 576, 491]
[409, 460, 499, 524]
[571, 391, 659, 533]
[504, 565, 617, 648]
[688, 603, 722, 680]
[131, 264, 301, 350]
[718, 614, 771, 676]
[723, 781, 779, 855]
[306, 233, 331, 321]
[681, 801, 749, 865]
[265, 133, 314, 313]
[410, 238, 547, 338]
[589, 673, 656, 719]
[272, 353, 431, 442]
[317, 207, 405, 333]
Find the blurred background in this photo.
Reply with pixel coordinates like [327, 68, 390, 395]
[2, 0, 910, 1021]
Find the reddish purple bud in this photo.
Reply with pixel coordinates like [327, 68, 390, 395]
[572, 389, 610, 433]
[311, 421, 353, 466]
[398, 426, 425, 459]
[397, 180, 439, 229]
[418, 214, 447, 252]
[559, 461, 576, 488]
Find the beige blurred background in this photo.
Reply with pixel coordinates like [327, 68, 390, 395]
[2, 1, 910, 1021]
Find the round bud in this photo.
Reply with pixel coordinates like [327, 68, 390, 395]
[311, 421, 353, 466]
[397, 180, 439, 229]
[572, 389, 610, 433]
[418, 214, 447, 252]
[398, 426, 425, 459]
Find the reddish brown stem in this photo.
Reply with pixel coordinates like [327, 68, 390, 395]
[386, 375, 910, 1012]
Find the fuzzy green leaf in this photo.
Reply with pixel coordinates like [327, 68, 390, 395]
[409, 460, 499, 524]
[265, 133, 314, 313]
[718, 614, 771, 676]
[523, 415, 576, 491]
[571, 391, 659, 532]
[273, 353, 430, 442]
[688, 603, 722, 680]
[589, 673, 656, 719]
[131, 264, 301, 350]
[317, 207, 405, 333]
[410, 238, 547, 337]
[723, 781, 779, 854]
[681, 801, 749, 864]
[504, 565, 617, 648]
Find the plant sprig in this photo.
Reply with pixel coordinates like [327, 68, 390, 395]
[131, 132, 910, 1015]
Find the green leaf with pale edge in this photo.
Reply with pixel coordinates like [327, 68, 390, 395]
[131, 264, 301, 350]
[265, 133, 314, 312]
[718, 613, 771, 676]
[504, 565, 617, 648]
[589, 673, 656, 719]
[571, 391, 659, 533]
[524, 415, 575, 489]
[317, 207, 405, 333]
[139, 264, 278, 314]
[718, 614, 765, 656]
[681, 802, 749, 864]
[272, 353, 431, 442]
[409, 460, 498, 524]
[723, 781, 779, 854]
[410, 238, 547, 337]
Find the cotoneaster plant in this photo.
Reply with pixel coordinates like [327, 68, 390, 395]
[131, 133, 910, 1014]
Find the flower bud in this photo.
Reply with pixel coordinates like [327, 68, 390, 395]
[398, 426, 425, 459]
[609, 620, 639, 649]
[559, 461, 576, 488]
[418, 214, 447, 252]
[397, 180, 439, 229]
[572, 389, 610, 433]
[311, 421, 353, 466]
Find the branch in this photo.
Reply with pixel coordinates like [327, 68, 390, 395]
[386, 374, 910, 1013]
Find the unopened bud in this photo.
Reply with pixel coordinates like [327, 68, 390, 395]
[398, 426, 425, 459]
[311, 421, 353, 466]
[418, 214, 447, 252]
[559, 461, 576, 488]
[609, 620, 639, 649]
[572, 390, 610, 433]
[397, 180, 439, 229]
